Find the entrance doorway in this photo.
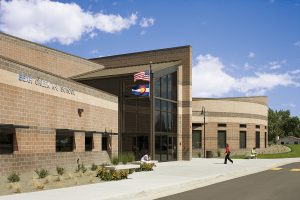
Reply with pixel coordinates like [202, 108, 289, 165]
[155, 135, 177, 161]
[132, 136, 149, 160]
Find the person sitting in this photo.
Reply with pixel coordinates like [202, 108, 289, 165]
[250, 147, 257, 159]
[140, 154, 151, 163]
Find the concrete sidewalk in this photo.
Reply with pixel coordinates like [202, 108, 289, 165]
[1, 158, 299, 200]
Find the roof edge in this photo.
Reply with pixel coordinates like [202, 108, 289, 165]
[89, 45, 191, 60]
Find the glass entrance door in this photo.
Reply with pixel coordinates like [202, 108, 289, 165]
[155, 135, 177, 161]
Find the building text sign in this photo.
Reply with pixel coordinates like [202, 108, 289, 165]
[18, 71, 75, 95]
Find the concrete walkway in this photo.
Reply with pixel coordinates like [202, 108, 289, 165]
[1, 158, 300, 200]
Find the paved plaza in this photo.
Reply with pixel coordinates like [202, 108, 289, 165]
[1, 158, 300, 200]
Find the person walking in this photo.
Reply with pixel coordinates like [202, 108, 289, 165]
[224, 143, 233, 164]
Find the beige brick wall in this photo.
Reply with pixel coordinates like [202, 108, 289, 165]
[192, 122, 269, 157]
[0, 33, 103, 78]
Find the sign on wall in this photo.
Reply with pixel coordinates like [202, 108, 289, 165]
[18, 71, 75, 95]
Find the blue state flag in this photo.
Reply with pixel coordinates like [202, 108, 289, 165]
[131, 84, 150, 96]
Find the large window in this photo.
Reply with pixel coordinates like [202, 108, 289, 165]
[56, 131, 74, 152]
[218, 130, 226, 148]
[192, 130, 202, 149]
[155, 99, 177, 133]
[85, 133, 93, 151]
[102, 136, 108, 151]
[256, 131, 260, 148]
[0, 129, 13, 154]
[154, 72, 177, 101]
[240, 131, 246, 149]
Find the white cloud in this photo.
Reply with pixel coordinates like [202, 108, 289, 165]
[192, 55, 235, 97]
[295, 41, 300, 47]
[192, 54, 300, 97]
[282, 103, 296, 108]
[244, 62, 253, 70]
[139, 17, 155, 28]
[248, 52, 255, 58]
[0, 0, 137, 45]
[268, 60, 286, 70]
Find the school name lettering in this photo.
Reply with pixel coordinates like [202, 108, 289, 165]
[18, 72, 75, 95]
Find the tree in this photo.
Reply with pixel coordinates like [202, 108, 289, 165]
[268, 108, 300, 142]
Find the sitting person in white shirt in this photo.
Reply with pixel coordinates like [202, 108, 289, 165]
[140, 154, 151, 163]
[250, 147, 257, 159]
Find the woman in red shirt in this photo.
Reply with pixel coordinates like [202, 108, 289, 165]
[224, 143, 233, 164]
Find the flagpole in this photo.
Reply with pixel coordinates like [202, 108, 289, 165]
[149, 61, 154, 159]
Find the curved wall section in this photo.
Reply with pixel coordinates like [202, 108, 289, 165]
[192, 97, 268, 157]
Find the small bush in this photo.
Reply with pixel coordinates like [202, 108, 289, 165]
[217, 150, 221, 157]
[7, 172, 20, 183]
[140, 163, 155, 171]
[129, 169, 135, 174]
[121, 154, 128, 164]
[35, 169, 49, 179]
[198, 152, 202, 158]
[96, 167, 128, 181]
[111, 156, 119, 165]
[56, 166, 65, 176]
[125, 152, 135, 163]
[75, 163, 87, 173]
[91, 163, 98, 171]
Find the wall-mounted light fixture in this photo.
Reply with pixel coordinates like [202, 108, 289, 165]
[78, 108, 84, 117]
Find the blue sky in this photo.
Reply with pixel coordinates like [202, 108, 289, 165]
[1, 0, 300, 116]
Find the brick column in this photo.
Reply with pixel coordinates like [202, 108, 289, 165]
[92, 133, 101, 151]
[109, 135, 118, 158]
[74, 132, 85, 152]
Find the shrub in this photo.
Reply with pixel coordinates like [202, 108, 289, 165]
[91, 163, 98, 171]
[217, 150, 221, 157]
[198, 152, 202, 158]
[121, 154, 128, 164]
[140, 163, 155, 171]
[35, 169, 49, 179]
[56, 166, 65, 176]
[96, 167, 129, 181]
[126, 152, 135, 163]
[111, 156, 119, 165]
[75, 163, 87, 173]
[7, 172, 20, 183]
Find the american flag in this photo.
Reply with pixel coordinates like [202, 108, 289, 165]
[134, 70, 150, 82]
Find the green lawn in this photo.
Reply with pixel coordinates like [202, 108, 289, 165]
[257, 145, 300, 159]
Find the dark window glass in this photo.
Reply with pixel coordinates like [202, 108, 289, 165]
[155, 111, 161, 132]
[85, 133, 93, 151]
[167, 112, 172, 132]
[102, 136, 108, 151]
[218, 130, 226, 148]
[155, 99, 160, 110]
[56, 131, 73, 152]
[167, 74, 172, 99]
[155, 135, 161, 161]
[161, 100, 167, 111]
[168, 102, 173, 113]
[265, 126, 267, 129]
[171, 72, 177, 100]
[218, 123, 227, 127]
[192, 130, 202, 149]
[161, 112, 168, 132]
[256, 125, 260, 129]
[240, 131, 246, 149]
[0, 130, 13, 154]
[172, 103, 177, 114]
[155, 78, 161, 97]
[256, 131, 260, 148]
[161, 135, 168, 162]
[172, 113, 177, 133]
[161, 76, 168, 99]
[240, 124, 247, 128]
[265, 132, 267, 148]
